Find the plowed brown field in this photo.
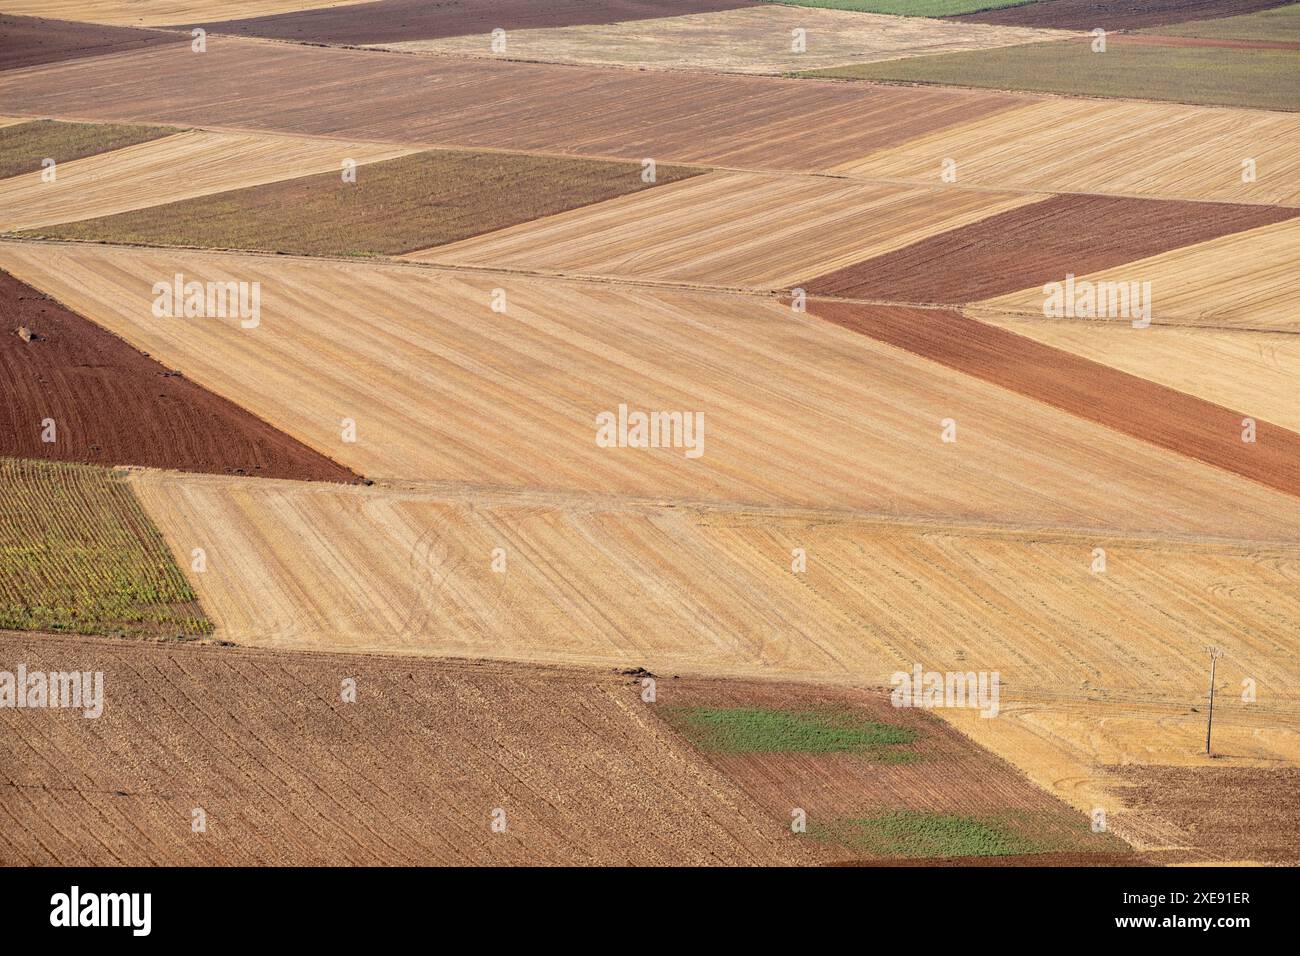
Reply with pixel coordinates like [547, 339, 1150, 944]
[0, 37, 1028, 173]
[805, 300, 1300, 502]
[954, 0, 1293, 29]
[0, 632, 810, 866]
[805, 194, 1299, 304]
[0, 269, 357, 481]
[0, 14, 186, 72]
[185, 0, 760, 44]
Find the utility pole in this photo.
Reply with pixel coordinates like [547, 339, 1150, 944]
[1205, 646, 1222, 755]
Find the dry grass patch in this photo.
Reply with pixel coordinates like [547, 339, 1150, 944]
[32, 150, 703, 257]
[0, 118, 170, 181]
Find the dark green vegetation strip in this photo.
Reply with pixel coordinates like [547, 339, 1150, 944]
[26, 150, 705, 257]
[0, 458, 210, 639]
[803, 39, 1300, 111]
[1146, 2, 1300, 42]
[0, 119, 174, 181]
[665, 706, 920, 759]
[759, 0, 1035, 15]
[809, 810, 1122, 858]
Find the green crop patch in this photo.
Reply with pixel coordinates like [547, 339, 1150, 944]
[25, 149, 705, 257]
[1144, 3, 1300, 43]
[811, 811, 1045, 857]
[0, 119, 174, 182]
[664, 706, 920, 759]
[760, 0, 1036, 16]
[0, 458, 210, 639]
[803, 38, 1300, 111]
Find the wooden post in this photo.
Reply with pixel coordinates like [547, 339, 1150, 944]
[1205, 647, 1221, 755]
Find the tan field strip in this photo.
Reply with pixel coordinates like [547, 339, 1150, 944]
[408, 172, 1038, 289]
[128, 469, 1300, 845]
[0, 117, 29, 129]
[0, 129, 416, 233]
[0, 1, 371, 27]
[838, 98, 1300, 206]
[969, 316, 1300, 433]
[383, 6, 1070, 75]
[972, 217, 1300, 332]
[6, 243, 1300, 541]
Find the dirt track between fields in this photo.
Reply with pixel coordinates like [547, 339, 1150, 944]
[0, 14, 186, 71]
[954, 0, 1293, 30]
[806, 194, 1299, 304]
[184, 0, 760, 44]
[806, 301, 1300, 502]
[0, 269, 359, 481]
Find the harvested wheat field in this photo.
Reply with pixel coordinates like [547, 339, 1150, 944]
[386, 7, 1068, 75]
[0, 0, 373, 28]
[0, 459, 209, 638]
[25, 150, 702, 256]
[805, 194, 1299, 303]
[125, 468, 1300, 697]
[0, 129, 415, 233]
[970, 318, 1300, 433]
[0, 14, 188, 72]
[953, 0, 1295, 30]
[973, 216, 1300, 331]
[838, 97, 1300, 206]
[0, 117, 170, 181]
[0, 38, 1029, 173]
[6, 244, 1300, 540]
[186, 0, 762, 44]
[805, 301, 1300, 502]
[0, 631, 812, 866]
[412, 172, 1037, 288]
[0, 268, 358, 481]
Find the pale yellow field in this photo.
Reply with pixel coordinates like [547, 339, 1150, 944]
[130, 468, 1300, 847]
[970, 315, 1300, 432]
[6, 242, 1300, 541]
[0, 130, 415, 233]
[409, 171, 1038, 289]
[0, 0, 369, 27]
[0, 117, 29, 129]
[837, 98, 1300, 206]
[379, 6, 1069, 75]
[973, 217, 1300, 332]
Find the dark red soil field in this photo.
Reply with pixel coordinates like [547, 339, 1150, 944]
[0, 15, 186, 73]
[180, 0, 759, 45]
[0, 38, 1029, 172]
[1112, 765, 1300, 863]
[805, 194, 1299, 304]
[954, 0, 1293, 30]
[0, 269, 359, 483]
[806, 301, 1300, 502]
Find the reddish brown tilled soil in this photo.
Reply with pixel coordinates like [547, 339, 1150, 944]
[0, 39, 1029, 173]
[1111, 765, 1300, 863]
[0, 269, 360, 483]
[805, 194, 1300, 305]
[805, 301, 1300, 503]
[179, 0, 760, 45]
[0, 15, 187, 73]
[954, 0, 1293, 30]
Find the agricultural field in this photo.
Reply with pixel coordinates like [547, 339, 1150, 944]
[807, 37, 1300, 112]
[384, 7, 1068, 75]
[25, 150, 702, 257]
[0, 129, 415, 233]
[1, 0, 1297, 881]
[837, 97, 1300, 205]
[0, 118, 170, 181]
[414, 173, 1037, 288]
[0, 458, 209, 638]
